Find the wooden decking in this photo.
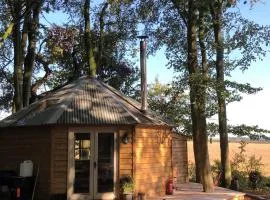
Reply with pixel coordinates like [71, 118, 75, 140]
[150, 183, 246, 200]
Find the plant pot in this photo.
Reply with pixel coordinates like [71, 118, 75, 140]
[123, 193, 133, 200]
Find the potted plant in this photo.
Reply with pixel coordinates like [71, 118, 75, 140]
[120, 176, 134, 200]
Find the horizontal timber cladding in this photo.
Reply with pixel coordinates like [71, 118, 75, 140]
[134, 126, 173, 198]
[119, 129, 133, 177]
[50, 126, 68, 196]
[172, 135, 188, 184]
[0, 126, 51, 200]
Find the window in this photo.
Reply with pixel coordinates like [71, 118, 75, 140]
[75, 133, 91, 160]
[74, 133, 91, 193]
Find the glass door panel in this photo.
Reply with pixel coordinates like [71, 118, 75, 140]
[97, 133, 114, 193]
[68, 130, 116, 199]
[74, 133, 91, 193]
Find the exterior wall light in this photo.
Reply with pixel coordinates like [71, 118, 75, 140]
[122, 132, 130, 144]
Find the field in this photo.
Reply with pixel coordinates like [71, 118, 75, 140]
[187, 141, 270, 176]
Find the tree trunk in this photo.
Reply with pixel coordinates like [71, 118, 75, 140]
[197, 103, 213, 192]
[187, 0, 214, 192]
[188, 15, 200, 186]
[72, 50, 81, 79]
[84, 0, 96, 77]
[211, 3, 231, 188]
[21, 2, 29, 67]
[192, 131, 201, 183]
[170, 0, 201, 182]
[195, 8, 209, 185]
[190, 84, 201, 183]
[30, 54, 52, 103]
[97, 2, 109, 70]
[12, 2, 23, 112]
[23, 2, 41, 107]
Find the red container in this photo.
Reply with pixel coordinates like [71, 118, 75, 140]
[166, 178, 173, 195]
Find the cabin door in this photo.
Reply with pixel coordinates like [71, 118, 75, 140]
[94, 132, 116, 199]
[68, 129, 117, 200]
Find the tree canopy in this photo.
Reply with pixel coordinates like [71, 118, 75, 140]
[0, 0, 140, 113]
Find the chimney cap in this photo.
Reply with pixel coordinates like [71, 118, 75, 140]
[137, 35, 148, 40]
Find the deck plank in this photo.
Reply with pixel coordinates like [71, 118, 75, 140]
[149, 182, 245, 200]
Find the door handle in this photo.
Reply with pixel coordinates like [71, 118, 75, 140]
[94, 161, 97, 169]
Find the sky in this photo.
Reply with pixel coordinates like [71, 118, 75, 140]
[1, 1, 270, 131]
[146, 1, 270, 130]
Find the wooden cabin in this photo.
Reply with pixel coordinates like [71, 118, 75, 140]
[0, 77, 188, 200]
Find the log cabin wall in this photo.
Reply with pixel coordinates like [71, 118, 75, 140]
[172, 135, 188, 185]
[0, 127, 51, 200]
[50, 126, 68, 197]
[119, 130, 133, 178]
[134, 126, 172, 198]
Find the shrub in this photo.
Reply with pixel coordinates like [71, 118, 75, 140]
[258, 176, 270, 190]
[247, 155, 263, 173]
[211, 160, 222, 175]
[249, 171, 262, 190]
[188, 161, 196, 182]
[231, 142, 263, 174]
[232, 170, 249, 191]
[211, 160, 222, 186]
[230, 141, 264, 191]
[120, 176, 134, 194]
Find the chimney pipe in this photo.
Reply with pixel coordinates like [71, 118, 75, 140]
[138, 35, 148, 112]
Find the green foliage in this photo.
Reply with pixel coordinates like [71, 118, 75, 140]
[231, 141, 263, 173]
[96, 60, 139, 96]
[211, 159, 222, 175]
[228, 125, 270, 140]
[43, 0, 140, 95]
[258, 176, 270, 191]
[247, 155, 264, 173]
[0, 67, 13, 112]
[231, 170, 249, 190]
[211, 160, 223, 186]
[0, 0, 140, 113]
[249, 171, 262, 190]
[205, 141, 266, 190]
[207, 123, 270, 140]
[136, 0, 270, 141]
[190, 155, 269, 192]
[46, 25, 77, 59]
[45, 24, 140, 95]
[148, 78, 191, 135]
[188, 161, 196, 182]
[120, 175, 134, 194]
[0, 23, 13, 47]
[230, 141, 264, 190]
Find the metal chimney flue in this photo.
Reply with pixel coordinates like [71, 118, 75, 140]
[138, 35, 148, 113]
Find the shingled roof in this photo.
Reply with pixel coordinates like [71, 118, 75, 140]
[0, 77, 172, 127]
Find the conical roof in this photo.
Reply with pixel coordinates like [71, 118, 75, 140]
[0, 77, 172, 127]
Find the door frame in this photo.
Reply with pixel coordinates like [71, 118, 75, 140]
[67, 127, 118, 200]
